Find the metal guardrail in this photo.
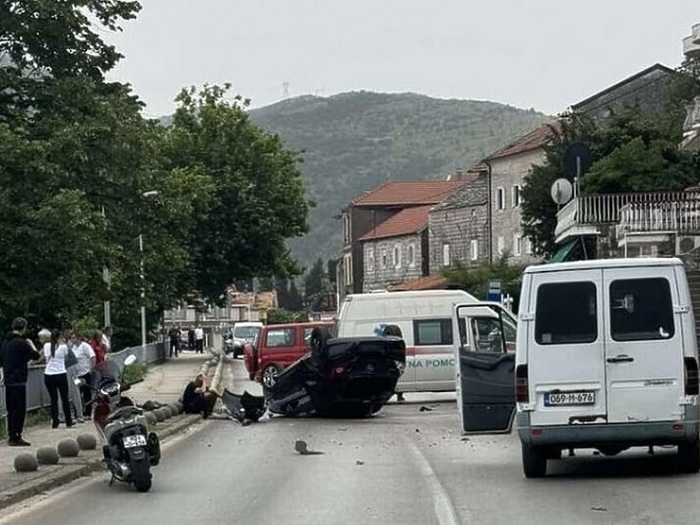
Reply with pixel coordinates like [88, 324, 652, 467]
[0, 342, 166, 423]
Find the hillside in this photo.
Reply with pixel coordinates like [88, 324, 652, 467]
[250, 92, 551, 265]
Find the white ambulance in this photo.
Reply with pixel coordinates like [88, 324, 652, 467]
[336, 289, 517, 394]
[453, 258, 700, 478]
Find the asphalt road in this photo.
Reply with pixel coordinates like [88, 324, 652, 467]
[3, 360, 700, 525]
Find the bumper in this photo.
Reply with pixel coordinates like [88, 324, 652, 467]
[517, 406, 700, 448]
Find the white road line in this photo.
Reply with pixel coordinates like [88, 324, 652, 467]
[406, 439, 464, 525]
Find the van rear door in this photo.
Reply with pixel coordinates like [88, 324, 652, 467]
[603, 267, 685, 423]
[528, 270, 607, 427]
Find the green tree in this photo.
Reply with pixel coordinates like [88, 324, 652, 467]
[303, 258, 326, 311]
[442, 256, 525, 312]
[288, 280, 304, 312]
[163, 84, 312, 302]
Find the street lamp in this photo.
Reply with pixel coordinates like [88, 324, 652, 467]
[140, 190, 160, 348]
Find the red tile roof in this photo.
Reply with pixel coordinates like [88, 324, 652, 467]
[359, 205, 432, 241]
[388, 274, 447, 291]
[351, 180, 468, 207]
[484, 122, 561, 161]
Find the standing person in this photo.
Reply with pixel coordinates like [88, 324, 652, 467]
[168, 325, 180, 358]
[88, 330, 106, 365]
[101, 326, 112, 354]
[187, 325, 195, 351]
[63, 329, 84, 423]
[71, 332, 96, 418]
[43, 329, 73, 429]
[0, 317, 42, 446]
[194, 325, 204, 354]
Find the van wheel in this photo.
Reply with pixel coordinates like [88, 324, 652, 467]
[544, 447, 562, 460]
[522, 444, 547, 478]
[677, 439, 700, 473]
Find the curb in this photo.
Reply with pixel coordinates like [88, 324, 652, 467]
[0, 413, 207, 511]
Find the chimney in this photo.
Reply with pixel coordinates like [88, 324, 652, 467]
[455, 168, 464, 181]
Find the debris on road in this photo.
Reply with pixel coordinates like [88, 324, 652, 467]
[355, 460, 365, 465]
[419, 406, 433, 412]
[591, 506, 608, 512]
[294, 440, 324, 455]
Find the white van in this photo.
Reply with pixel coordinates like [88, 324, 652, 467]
[336, 290, 517, 394]
[453, 258, 700, 478]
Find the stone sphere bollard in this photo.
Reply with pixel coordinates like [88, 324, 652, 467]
[145, 411, 158, 425]
[174, 402, 184, 413]
[14, 453, 39, 472]
[36, 447, 60, 465]
[154, 408, 167, 422]
[76, 434, 97, 451]
[160, 407, 173, 420]
[168, 404, 181, 416]
[57, 438, 80, 458]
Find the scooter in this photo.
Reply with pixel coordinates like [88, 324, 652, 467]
[77, 355, 161, 492]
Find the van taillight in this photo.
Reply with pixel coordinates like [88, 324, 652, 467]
[684, 357, 699, 396]
[515, 365, 529, 403]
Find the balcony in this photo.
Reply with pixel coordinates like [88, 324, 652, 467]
[555, 191, 696, 244]
[684, 23, 700, 59]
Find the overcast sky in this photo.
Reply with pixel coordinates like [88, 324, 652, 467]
[107, 1, 700, 118]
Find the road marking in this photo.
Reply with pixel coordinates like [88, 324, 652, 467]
[406, 439, 463, 525]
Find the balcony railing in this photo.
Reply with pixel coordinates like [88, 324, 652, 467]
[556, 191, 700, 243]
[617, 200, 700, 236]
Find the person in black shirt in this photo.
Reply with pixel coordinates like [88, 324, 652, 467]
[0, 317, 42, 446]
[181, 374, 217, 419]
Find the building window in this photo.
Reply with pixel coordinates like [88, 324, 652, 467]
[381, 249, 387, 269]
[393, 245, 401, 268]
[343, 254, 352, 286]
[471, 239, 479, 261]
[496, 187, 505, 211]
[442, 243, 451, 266]
[512, 185, 521, 207]
[367, 249, 375, 272]
[407, 244, 416, 266]
[525, 238, 533, 255]
[343, 215, 351, 244]
[513, 235, 522, 256]
[497, 236, 504, 255]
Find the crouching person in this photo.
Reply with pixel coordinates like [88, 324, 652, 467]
[182, 374, 217, 419]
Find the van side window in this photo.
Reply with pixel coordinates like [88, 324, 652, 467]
[414, 319, 466, 346]
[610, 278, 675, 341]
[535, 282, 597, 345]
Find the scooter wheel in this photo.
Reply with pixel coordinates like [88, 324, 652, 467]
[147, 433, 161, 467]
[131, 458, 152, 492]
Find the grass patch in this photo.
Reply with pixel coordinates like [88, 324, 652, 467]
[0, 407, 52, 438]
[123, 362, 148, 384]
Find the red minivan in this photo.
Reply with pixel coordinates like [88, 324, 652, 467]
[244, 322, 335, 388]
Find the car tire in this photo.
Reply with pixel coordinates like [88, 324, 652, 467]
[544, 447, 562, 460]
[262, 365, 281, 389]
[677, 438, 700, 473]
[522, 443, 547, 478]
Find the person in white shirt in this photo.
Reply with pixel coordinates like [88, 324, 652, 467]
[194, 326, 204, 354]
[43, 329, 73, 429]
[71, 332, 96, 418]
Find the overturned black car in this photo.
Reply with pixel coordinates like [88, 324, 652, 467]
[222, 330, 406, 420]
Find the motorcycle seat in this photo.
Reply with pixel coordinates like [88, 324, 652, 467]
[107, 406, 143, 423]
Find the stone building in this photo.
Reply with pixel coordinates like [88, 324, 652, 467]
[360, 206, 431, 292]
[338, 180, 467, 301]
[428, 167, 489, 273]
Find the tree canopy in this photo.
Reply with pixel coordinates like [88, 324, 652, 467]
[0, 1, 311, 345]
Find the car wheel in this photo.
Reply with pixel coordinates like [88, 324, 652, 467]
[521, 443, 547, 478]
[677, 438, 700, 473]
[262, 365, 281, 389]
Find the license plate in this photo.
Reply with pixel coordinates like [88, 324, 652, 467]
[123, 434, 147, 448]
[544, 391, 596, 406]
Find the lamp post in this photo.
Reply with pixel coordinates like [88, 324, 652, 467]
[140, 190, 159, 348]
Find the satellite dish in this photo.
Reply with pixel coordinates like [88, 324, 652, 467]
[550, 178, 573, 205]
[564, 142, 593, 178]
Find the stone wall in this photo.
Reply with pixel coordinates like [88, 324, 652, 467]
[362, 231, 426, 292]
[428, 175, 489, 273]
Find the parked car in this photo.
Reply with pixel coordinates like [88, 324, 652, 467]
[453, 257, 700, 478]
[243, 322, 335, 387]
[224, 322, 263, 358]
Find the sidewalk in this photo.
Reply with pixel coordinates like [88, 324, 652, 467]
[0, 352, 214, 509]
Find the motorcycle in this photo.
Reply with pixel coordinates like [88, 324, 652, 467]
[77, 354, 161, 492]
